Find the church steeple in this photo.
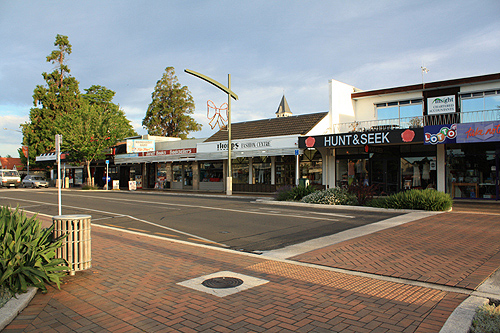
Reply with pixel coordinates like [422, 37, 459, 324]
[275, 95, 292, 118]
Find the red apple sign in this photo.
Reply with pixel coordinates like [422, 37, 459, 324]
[401, 129, 415, 143]
[305, 137, 316, 148]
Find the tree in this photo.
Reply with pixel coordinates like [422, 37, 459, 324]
[57, 86, 137, 186]
[21, 34, 81, 166]
[142, 67, 201, 139]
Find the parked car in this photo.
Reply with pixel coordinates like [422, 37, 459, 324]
[22, 175, 49, 188]
[0, 169, 21, 188]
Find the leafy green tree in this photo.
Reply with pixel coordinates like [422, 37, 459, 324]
[142, 67, 201, 139]
[21, 34, 81, 166]
[57, 86, 137, 186]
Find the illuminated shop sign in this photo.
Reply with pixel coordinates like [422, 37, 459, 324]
[299, 128, 422, 148]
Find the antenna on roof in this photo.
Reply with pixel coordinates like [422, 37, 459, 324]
[421, 64, 429, 87]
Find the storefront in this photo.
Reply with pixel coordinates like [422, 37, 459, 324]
[197, 135, 306, 192]
[114, 147, 198, 190]
[299, 127, 432, 194]
[425, 121, 500, 200]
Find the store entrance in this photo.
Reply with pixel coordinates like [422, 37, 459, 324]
[371, 157, 399, 194]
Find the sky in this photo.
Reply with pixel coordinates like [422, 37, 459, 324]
[1, 0, 499, 157]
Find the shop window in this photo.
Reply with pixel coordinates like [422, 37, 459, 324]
[275, 156, 295, 186]
[156, 163, 169, 189]
[200, 162, 223, 183]
[253, 156, 271, 184]
[336, 158, 369, 187]
[300, 149, 322, 185]
[401, 157, 436, 190]
[446, 145, 498, 199]
[172, 165, 182, 182]
[232, 157, 249, 184]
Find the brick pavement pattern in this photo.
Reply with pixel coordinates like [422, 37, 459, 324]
[4, 224, 467, 333]
[293, 212, 500, 290]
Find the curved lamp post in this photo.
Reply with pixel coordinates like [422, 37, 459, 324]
[184, 69, 238, 195]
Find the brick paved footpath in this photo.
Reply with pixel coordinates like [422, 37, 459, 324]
[3, 215, 470, 333]
[293, 212, 500, 291]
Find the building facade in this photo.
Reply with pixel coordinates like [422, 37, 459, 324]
[300, 73, 500, 200]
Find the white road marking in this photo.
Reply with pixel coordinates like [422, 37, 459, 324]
[0, 196, 226, 247]
[33, 192, 343, 221]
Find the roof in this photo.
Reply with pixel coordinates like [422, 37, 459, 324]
[351, 72, 500, 99]
[0, 157, 23, 170]
[204, 112, 328, 142]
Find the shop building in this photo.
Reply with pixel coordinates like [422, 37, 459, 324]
[113, 109, 329, 193]
[299, 73, 500, 200]
[198, 111, 329, 192]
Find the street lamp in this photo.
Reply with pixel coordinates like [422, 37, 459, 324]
[184, 69, 238, 195]
[3, 127, 29, 175]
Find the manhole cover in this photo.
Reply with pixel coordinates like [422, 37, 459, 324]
[202, 277, 244, 289]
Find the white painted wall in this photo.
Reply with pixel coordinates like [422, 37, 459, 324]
[329, 79, 357, 126]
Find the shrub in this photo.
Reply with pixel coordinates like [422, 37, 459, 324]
[347, 183, 378, 206]
[366, 189, 452, 211]
[0, 206, 68, 296]
[275, 185, 316, 201]
[82, 184, 100, 190]
[470, 302, 500, 333]
[301, 187, 358, 206]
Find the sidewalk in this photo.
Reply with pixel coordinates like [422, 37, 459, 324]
[3, 203, 500, 332]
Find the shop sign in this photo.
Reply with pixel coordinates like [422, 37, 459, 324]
[424, 124, 457, 145]
[299, 128, 422, 148]
[197, 136, 297, 153]
[427, 95, 456, 115]
[456, 121, 500, 143]
[126, 139, 155, 153]
[139, 148, 196, 157]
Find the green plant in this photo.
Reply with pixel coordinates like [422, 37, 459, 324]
[470, 302, 500, 333]
[347, 183, 378, 206]
[82, 184, 100, 190]
[366, 189, 452, 211]
[301, 187, 358, 206]
[0, 206, 68, 296]
[275, 185, 316, 201]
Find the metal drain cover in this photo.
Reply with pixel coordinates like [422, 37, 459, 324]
[202, 277, 244, 289]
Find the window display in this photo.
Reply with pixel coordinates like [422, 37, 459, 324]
[447, 144, 498, 199]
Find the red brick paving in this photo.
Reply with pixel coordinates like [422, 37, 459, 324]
[293, 212, 500, 290]
[4, 219, 468, 333]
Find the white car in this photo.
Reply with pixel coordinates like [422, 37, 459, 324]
[0, 169, 21, 188]
[22, 175, 49, 188]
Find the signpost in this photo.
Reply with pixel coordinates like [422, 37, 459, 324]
[55, 134, 62, 215]
[105, 160, 109, 190]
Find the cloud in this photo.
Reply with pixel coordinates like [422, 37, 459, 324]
[0, 115, 28, 157]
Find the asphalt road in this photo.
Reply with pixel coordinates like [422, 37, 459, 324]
[0, 188, 404, 253]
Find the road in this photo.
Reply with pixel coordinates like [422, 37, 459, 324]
[0, 188, 404, 253]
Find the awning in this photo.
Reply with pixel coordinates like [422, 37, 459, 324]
[35, 153, 69, 162]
